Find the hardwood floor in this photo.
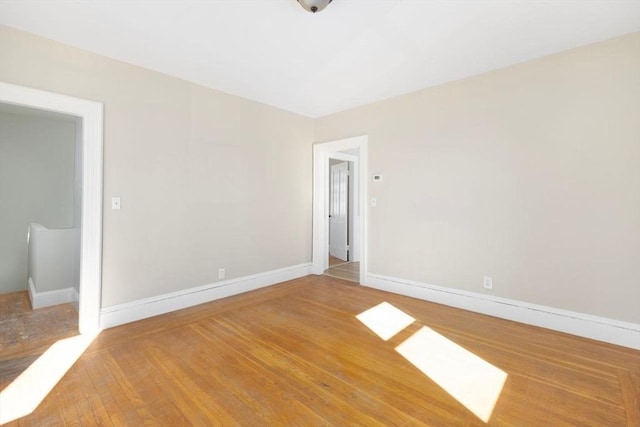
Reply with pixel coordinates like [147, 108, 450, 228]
[0, 291, 78, 390]
[5, 275, 639, 426]
[328, 255, 346, 267]
[324, 262, 359, 282]
[325, 256, 359, 282]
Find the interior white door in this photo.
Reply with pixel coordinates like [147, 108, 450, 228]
[329, 161, 349, 261]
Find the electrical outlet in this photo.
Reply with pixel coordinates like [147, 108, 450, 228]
[218, 268, 226, 280]
[483, 276, 493, 290]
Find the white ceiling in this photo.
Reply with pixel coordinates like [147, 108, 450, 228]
[1, 1, 638, 118]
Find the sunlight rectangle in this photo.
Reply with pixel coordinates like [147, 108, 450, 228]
[395, 326, 507, 423]
[356, 302, 415, 341]
[0, 332, 98, 424]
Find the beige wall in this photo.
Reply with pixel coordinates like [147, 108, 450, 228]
[0, 26, 314, 307]
[315, 33, 640, 323]
[0, 109, 76, 293]
[2, 25, 637, 324]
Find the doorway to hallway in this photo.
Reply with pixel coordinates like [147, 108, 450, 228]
[312, 135, 368, 284]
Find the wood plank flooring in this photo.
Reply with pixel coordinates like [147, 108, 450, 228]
[5, 275, 640, 426]
[328, 255, 346, 267]
[0, 291, 78, 390]
[325, 258, 360, 283]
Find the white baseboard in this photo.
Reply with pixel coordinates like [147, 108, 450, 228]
[365, 273, 640, 350]
[28, 277, 76, 309]
[100, 263, 312, 329]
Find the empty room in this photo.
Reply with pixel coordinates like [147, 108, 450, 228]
[0, 1, 638, 425]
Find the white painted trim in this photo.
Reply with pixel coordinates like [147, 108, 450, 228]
[0, 82, 104, 334]
[313, 136, 368, 283]
[365, 273, 640, 350]
[28, 277, 76, 309]
[100, 263, 312, 329]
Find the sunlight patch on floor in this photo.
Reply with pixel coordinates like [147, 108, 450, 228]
[356, 301, 416, 340]
[0, 332, 98, 424]
[396, 326, 507, 423]
[356, 302, 507, 423]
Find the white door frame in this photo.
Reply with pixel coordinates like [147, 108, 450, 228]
[312, 135, 367, 284]
[0, 82, 103, 334]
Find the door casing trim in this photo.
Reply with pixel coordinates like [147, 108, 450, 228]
[0, 82, 103, 334]
[312, 135, 368, 283]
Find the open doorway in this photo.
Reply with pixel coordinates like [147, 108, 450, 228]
[312, 135, 368, 284]
[0, 104, 81, 300]
[325, 157, 360, 282]
[0, 82, 103, 334]
[0, 104, 82, 388]
[329, 159, 349, 262]
[0, 82, 103, 424]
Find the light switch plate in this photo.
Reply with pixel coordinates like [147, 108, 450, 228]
[111, 197, 121, 210]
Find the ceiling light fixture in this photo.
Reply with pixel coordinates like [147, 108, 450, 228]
[297, 0, 332, 13]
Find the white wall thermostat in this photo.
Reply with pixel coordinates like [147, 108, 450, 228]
[372, 174, 383, 182]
